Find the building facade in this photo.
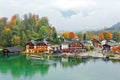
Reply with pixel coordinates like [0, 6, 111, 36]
[26, 40, 51, 53]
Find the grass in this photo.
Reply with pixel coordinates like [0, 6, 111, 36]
[106, 52, 115, 57]
[0, 48, 3, 51]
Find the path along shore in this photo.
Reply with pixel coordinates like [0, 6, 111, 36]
[63, 50, 120, 60]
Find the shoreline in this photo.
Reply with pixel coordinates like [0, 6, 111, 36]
[23, 52, 120, 60]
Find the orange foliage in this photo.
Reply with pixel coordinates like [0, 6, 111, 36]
[91, 34, 98, 39]
[9, 15, 17, 24]
[98, 31, 112, 41]
[98, 32, 104, 39]
[112, 46, 120, 53]
[117, 46, 120, 52]
[69, 32, 75, 39]
[62, 32, 76, 40]
[104, 31, 112, 41]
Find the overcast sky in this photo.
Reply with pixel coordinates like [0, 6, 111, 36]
[0, 0, 120, 31]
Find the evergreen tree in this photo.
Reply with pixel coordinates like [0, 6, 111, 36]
[21, 31, 28, 46]
[113, 32, 120, 42]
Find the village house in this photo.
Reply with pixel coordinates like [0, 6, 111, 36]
[59, 40, 87, 53]
[26, 40, 52, 53]
[92, 39, 101, 47]
[106, 40, 120, 46]
[2, 46, 21, 55]
[81, 40, 93, 46]
[100, 40, 120, 53]
[102, 44, 111, 53]
[60, 41, 71, 53]
[101, 40, 107, 45]
[51, 45, 60, 52]
[69, 40, 85, 53]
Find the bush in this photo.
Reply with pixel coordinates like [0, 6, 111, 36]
[85, 46, 94, 51]
[85, 46, 91, 51]
[0, 48, 3, 51]
[90, 46, 94, 50]
[106, 52, 115, 57]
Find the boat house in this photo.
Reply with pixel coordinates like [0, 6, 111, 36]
[2, 46, 21, 55]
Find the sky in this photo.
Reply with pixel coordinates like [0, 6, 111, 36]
[0, 0, 120, 32]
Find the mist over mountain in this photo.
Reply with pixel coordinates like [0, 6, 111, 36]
[105, 22, 120, 32]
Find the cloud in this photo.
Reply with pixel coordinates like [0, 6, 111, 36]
[58, 10, 77, 18]
[51, 0, 96, 10]
[0, 0, 120, 31]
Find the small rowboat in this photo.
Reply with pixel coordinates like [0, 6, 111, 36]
[27, 55, 44, 60]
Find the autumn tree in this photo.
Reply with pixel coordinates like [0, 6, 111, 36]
[103, 31, 112, 41]
[76, 32, 83, 40]
[69, 32, 75, 40]
[89, 31, 98, 39]
[0, 13, 59, 47]
[98, 31, 112, 41]
[62, 32, 69, 40]
[0, 17, 7, 30]
[98, 32, 104, 40]
[112, 46, 120, 53]
[11, 35, 20, 45]
[9, 15, 17, 25]
[83, 32, 90, 40]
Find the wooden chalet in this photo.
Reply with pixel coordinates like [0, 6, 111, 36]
[59, 40, 86, 53]
[92, 39, 101, 47]
[26, 40, 51, 53]
[69, 41, 85, 53]
[102, 44, 111, 52]
[2, 46, 21, 55]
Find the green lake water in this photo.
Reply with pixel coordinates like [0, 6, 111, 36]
[0, 55, 120, 80]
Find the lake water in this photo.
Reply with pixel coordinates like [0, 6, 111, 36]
[0, 55, 120, 80]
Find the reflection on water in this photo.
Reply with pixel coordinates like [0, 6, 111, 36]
[0, 55, 50, 78]
[0, 55, 120, 80]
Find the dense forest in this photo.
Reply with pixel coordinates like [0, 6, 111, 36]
[0, 13, 63, 47]
[0, 13, 120, 48]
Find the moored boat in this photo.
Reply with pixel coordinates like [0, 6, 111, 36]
[27, 54, 44, 60]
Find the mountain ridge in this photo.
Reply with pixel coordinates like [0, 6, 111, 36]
[105, 22, 120, 31]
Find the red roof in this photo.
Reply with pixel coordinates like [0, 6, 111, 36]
[61, 49, 70, 53]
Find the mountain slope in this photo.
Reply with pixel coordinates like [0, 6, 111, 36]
[106, 22, 120, 31]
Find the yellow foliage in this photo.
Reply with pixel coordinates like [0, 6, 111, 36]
[98, 31, 112, 40]
[4, 26, 11, 31]
[62, 32, 69, 40]
[11, 35, 20, 45]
